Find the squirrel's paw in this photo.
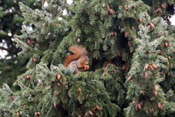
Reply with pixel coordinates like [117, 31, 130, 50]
[84, 65, 90, 70]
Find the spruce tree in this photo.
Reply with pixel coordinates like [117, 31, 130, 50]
[0, 0, 175, 116]
[0, 0, 41, 88]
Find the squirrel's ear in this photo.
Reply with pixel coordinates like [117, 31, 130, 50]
[84, 50, 88, 55]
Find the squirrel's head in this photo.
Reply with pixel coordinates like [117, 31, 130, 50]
[80, 56, 89, 65]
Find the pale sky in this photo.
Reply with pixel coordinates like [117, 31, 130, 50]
[169, 15, 175, 25]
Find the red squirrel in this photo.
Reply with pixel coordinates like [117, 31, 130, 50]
[64, 45, 89, 74]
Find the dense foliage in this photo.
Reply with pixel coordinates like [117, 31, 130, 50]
[0, 0, 175, 116]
